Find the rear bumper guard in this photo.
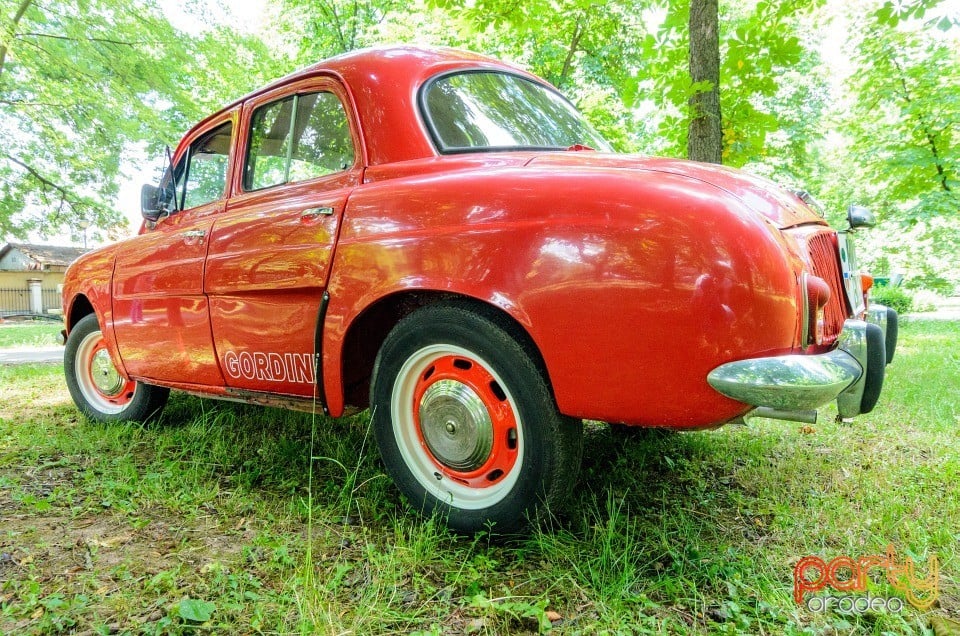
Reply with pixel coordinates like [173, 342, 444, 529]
[707, 311, 893, 419]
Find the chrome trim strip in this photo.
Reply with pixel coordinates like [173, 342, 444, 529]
[800, 273, 811, 347]
[837, 232, 866, 316]
[747, 407, 818, 424]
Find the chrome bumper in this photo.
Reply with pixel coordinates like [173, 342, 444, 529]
[707, 314, 892, 419]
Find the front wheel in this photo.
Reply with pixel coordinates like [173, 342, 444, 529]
[371, 303, 583, 534]
[64, 314, 169, 423]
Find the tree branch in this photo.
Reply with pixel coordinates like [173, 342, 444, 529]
[0, 97, 60, 107]
[13, 38, 105, 86]
[4, 153, 93, 211]
[6, 154, 66, 194]
[888, 53, 952, 192]
[346, 0, 359, 51]
[0, 0, 33, 82]
[557, 19, 584, 89]
[317, 0, 348, 54]
[15, 31, 152, 47]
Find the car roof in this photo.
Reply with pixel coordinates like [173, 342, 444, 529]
[183, 45, 544, 166]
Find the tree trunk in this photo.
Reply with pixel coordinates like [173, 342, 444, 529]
[688, 0, 722, 164]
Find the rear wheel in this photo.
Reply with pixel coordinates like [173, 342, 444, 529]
[64, 314, 169, 423]
[371, 303, 582, 533]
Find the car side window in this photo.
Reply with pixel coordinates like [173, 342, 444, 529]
[180, 121, 233, 210]
[244, 91, 354, 191]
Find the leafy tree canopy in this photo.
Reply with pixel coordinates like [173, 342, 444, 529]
[0, 0, 275, 242]
[1, 0, 957, 291]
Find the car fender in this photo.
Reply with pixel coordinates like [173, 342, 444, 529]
[62, 245, 126, 376]
[323, 165, 802, 426]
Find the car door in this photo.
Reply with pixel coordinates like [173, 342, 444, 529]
[205, 79, 362, 397]
[112, 114, 236, 386]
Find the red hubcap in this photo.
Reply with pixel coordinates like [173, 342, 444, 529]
[85, 339, 136, 406]
[412, 355, 518, 488]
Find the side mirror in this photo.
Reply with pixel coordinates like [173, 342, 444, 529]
[141, 184, 163, 222]
[847, 205, 876, 230]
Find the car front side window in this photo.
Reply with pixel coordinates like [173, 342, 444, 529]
[179, 121, 233, 211]
[244, 91, 354, 192]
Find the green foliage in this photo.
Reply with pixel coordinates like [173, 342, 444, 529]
[1, 319, 958, 633]
[2, 0, 958, 290]
[719, 1, 818, 167]
[875, 0, 959, 29]
[846, 24, 958, 205]
[177, 598, 217, 623]
[0, 0, 277, 241]
[279, 0, 406, 60]
[627, 0, 823, 164]
[871, 285, 914, 314]
[0, 321, 61, 348]
[814, 3, 960, 293]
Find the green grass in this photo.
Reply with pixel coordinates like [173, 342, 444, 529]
[0, 321, 63, 348]
[1, 319, 957, 634]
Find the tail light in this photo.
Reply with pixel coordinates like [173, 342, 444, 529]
[860, 273, 874, 311]
[802, 274, 832, 346]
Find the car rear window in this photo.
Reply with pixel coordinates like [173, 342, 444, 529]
[421, 71, 611, 153]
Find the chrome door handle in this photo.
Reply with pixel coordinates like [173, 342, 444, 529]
[301, 207, 334, 220]
[181, 229, 206, 242]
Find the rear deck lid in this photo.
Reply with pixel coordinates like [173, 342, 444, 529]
[527, 153, 826, 230]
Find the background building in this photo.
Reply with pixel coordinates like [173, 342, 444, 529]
[0, 243, 89, 317]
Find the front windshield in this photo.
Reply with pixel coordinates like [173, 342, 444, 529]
[421, 71, 612, 153]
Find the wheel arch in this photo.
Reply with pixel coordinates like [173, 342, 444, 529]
[334, 290, 554, 414]
[64, 289, 126, 381]
[65, 294, 96, 333]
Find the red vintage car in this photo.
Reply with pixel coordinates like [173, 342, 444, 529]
[62, 46, 896, 532]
